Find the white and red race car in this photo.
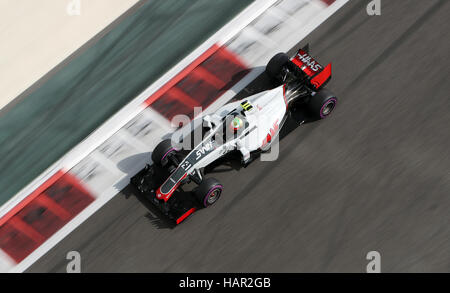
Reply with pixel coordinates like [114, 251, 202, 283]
[131, 46, 338, 224]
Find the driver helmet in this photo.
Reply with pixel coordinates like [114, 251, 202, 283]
[230, 116, 244, 132]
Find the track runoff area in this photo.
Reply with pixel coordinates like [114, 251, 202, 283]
[0, 0, 347, 272]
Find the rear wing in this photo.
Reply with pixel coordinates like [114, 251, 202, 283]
[291, 44, 332, 90]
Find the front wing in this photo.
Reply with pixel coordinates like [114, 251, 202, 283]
[130, 164, 198, 225]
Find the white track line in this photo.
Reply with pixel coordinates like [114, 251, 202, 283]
[7, 0, 350, 272]
[0, 0, 277, 221]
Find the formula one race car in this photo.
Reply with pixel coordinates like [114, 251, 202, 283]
[131, 45, 338, 225]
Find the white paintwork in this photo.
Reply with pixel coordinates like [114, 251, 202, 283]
[195, 85, 287, 170]
[1, 0, 350, 272]
[0, 0, 278, 224]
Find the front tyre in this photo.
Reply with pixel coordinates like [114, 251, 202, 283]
[151, 139, 178, 167]
[308, 89, 338, 119]
[195, 178, 223, 208]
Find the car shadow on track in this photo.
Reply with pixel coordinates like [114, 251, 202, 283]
[202, 107, 318, 177]
[121, 184, 176, 229]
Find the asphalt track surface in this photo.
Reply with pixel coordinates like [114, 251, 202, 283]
[29, 0, 450, 272]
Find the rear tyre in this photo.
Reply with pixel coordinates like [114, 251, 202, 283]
[195, 178, 223, 208]
[307, 89, 338, 119]
[266, 52, 289, 81]
[152, 139, 178, 167]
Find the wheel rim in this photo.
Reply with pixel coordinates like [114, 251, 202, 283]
[320, 98, 337, 118]
[322, 103, 334, 115]
[207, 189, 221, 204]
